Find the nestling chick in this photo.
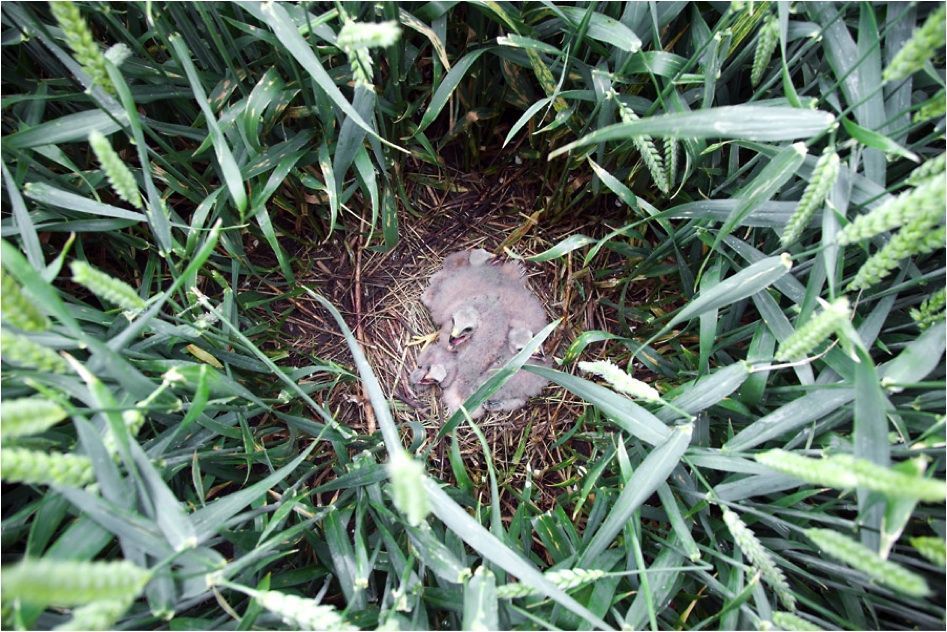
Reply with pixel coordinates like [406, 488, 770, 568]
[415, 248, 553, 418]
[477, 326, 550, 413]
[482, 360, 550, 412]
[409, 342, 456, 387]
[422, 254, 527, 325]
[421, 250, 491, 316]
[441, 297, 512, 417]
[441, 247, 499, 268]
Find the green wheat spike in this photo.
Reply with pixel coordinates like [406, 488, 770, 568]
[387, 452, 430, 527]
[496, 568, 607, 599]
[49, 0, 116, 94]
[883, 5, 947, 82]
[756, 449, 857, 489]
[751, 14, 780, 87]
[839, 454, 945, 503]
[757, 450, 946, 502]
[723, 507, 796, 611]
[88, 131, 142, 209]
[70, 261, 146, 313]
[837, 175, 945, 245]
[337, 21, 401, 86]
[806, 529, 930, 597]
[664, 137, 679, 190]
[55, 597, 134, 631]
[1, 269, 50, 331]
[910, 287, 946, 330]
[847, 223, 945, 291]
[0, 329, 69, 373]
[250, 588, 355, 631]
[336, 20, 401, 51]
[579, 359, 660, 401]
[782, 148, 840, 247]
[0, 558, 149, 606]
[616, 96, 669, 194]
[914, 88, 946, 123]
[0, 447, 95, 487]
[775, 297, 850, 361]
[772, 611, 825, 631]
[101, 409, 147, 458]
[909, 536, 946, 568]
[0, 397, 68, 439]
[905, 152, 946, 187]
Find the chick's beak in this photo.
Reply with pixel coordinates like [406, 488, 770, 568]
[448, 328, 467, 348]
[427, 364, 447, 383]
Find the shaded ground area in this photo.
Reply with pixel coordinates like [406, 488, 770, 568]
[250, 154, 674, 509]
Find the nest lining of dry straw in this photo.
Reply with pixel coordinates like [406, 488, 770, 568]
[251, 158, 668, 507]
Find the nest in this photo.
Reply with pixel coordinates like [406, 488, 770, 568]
[251, 155, 666, 509]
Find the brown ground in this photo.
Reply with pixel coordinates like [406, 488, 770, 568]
[249, 154, 671, 510]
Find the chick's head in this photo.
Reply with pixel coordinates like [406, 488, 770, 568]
[410, 344, 455, 386]
[449, 305, 480, 349]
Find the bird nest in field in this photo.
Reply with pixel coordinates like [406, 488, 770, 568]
[254, 156, 666, 507]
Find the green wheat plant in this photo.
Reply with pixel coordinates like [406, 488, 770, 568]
[48, 0, 115, 93]
[0, 397, 67, 439]
[911, 287, 946, 329]
[806, 529, 931, 598]
[781, 148, 840, 247]
[751, 14, 780, 87]
[87, 130, 143, 209]
[0, 2, 943, 630]
[722, 507, 796, 611]
[1, 269, 50, 331]
[883, 4, 947, 81]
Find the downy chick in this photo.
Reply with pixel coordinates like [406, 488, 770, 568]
[505, 290, 548, 342]
[422, 254, 526, 325]
[442, 248, 492, 269]
[479, 326, 550, 413]
[409, 342, 456, 388]
[421, 250, 491, 318]
[441, 297, 512, 417]
[424, 267, 531, 326]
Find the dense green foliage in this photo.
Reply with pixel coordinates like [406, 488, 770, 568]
[1, 1, 945, 630]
